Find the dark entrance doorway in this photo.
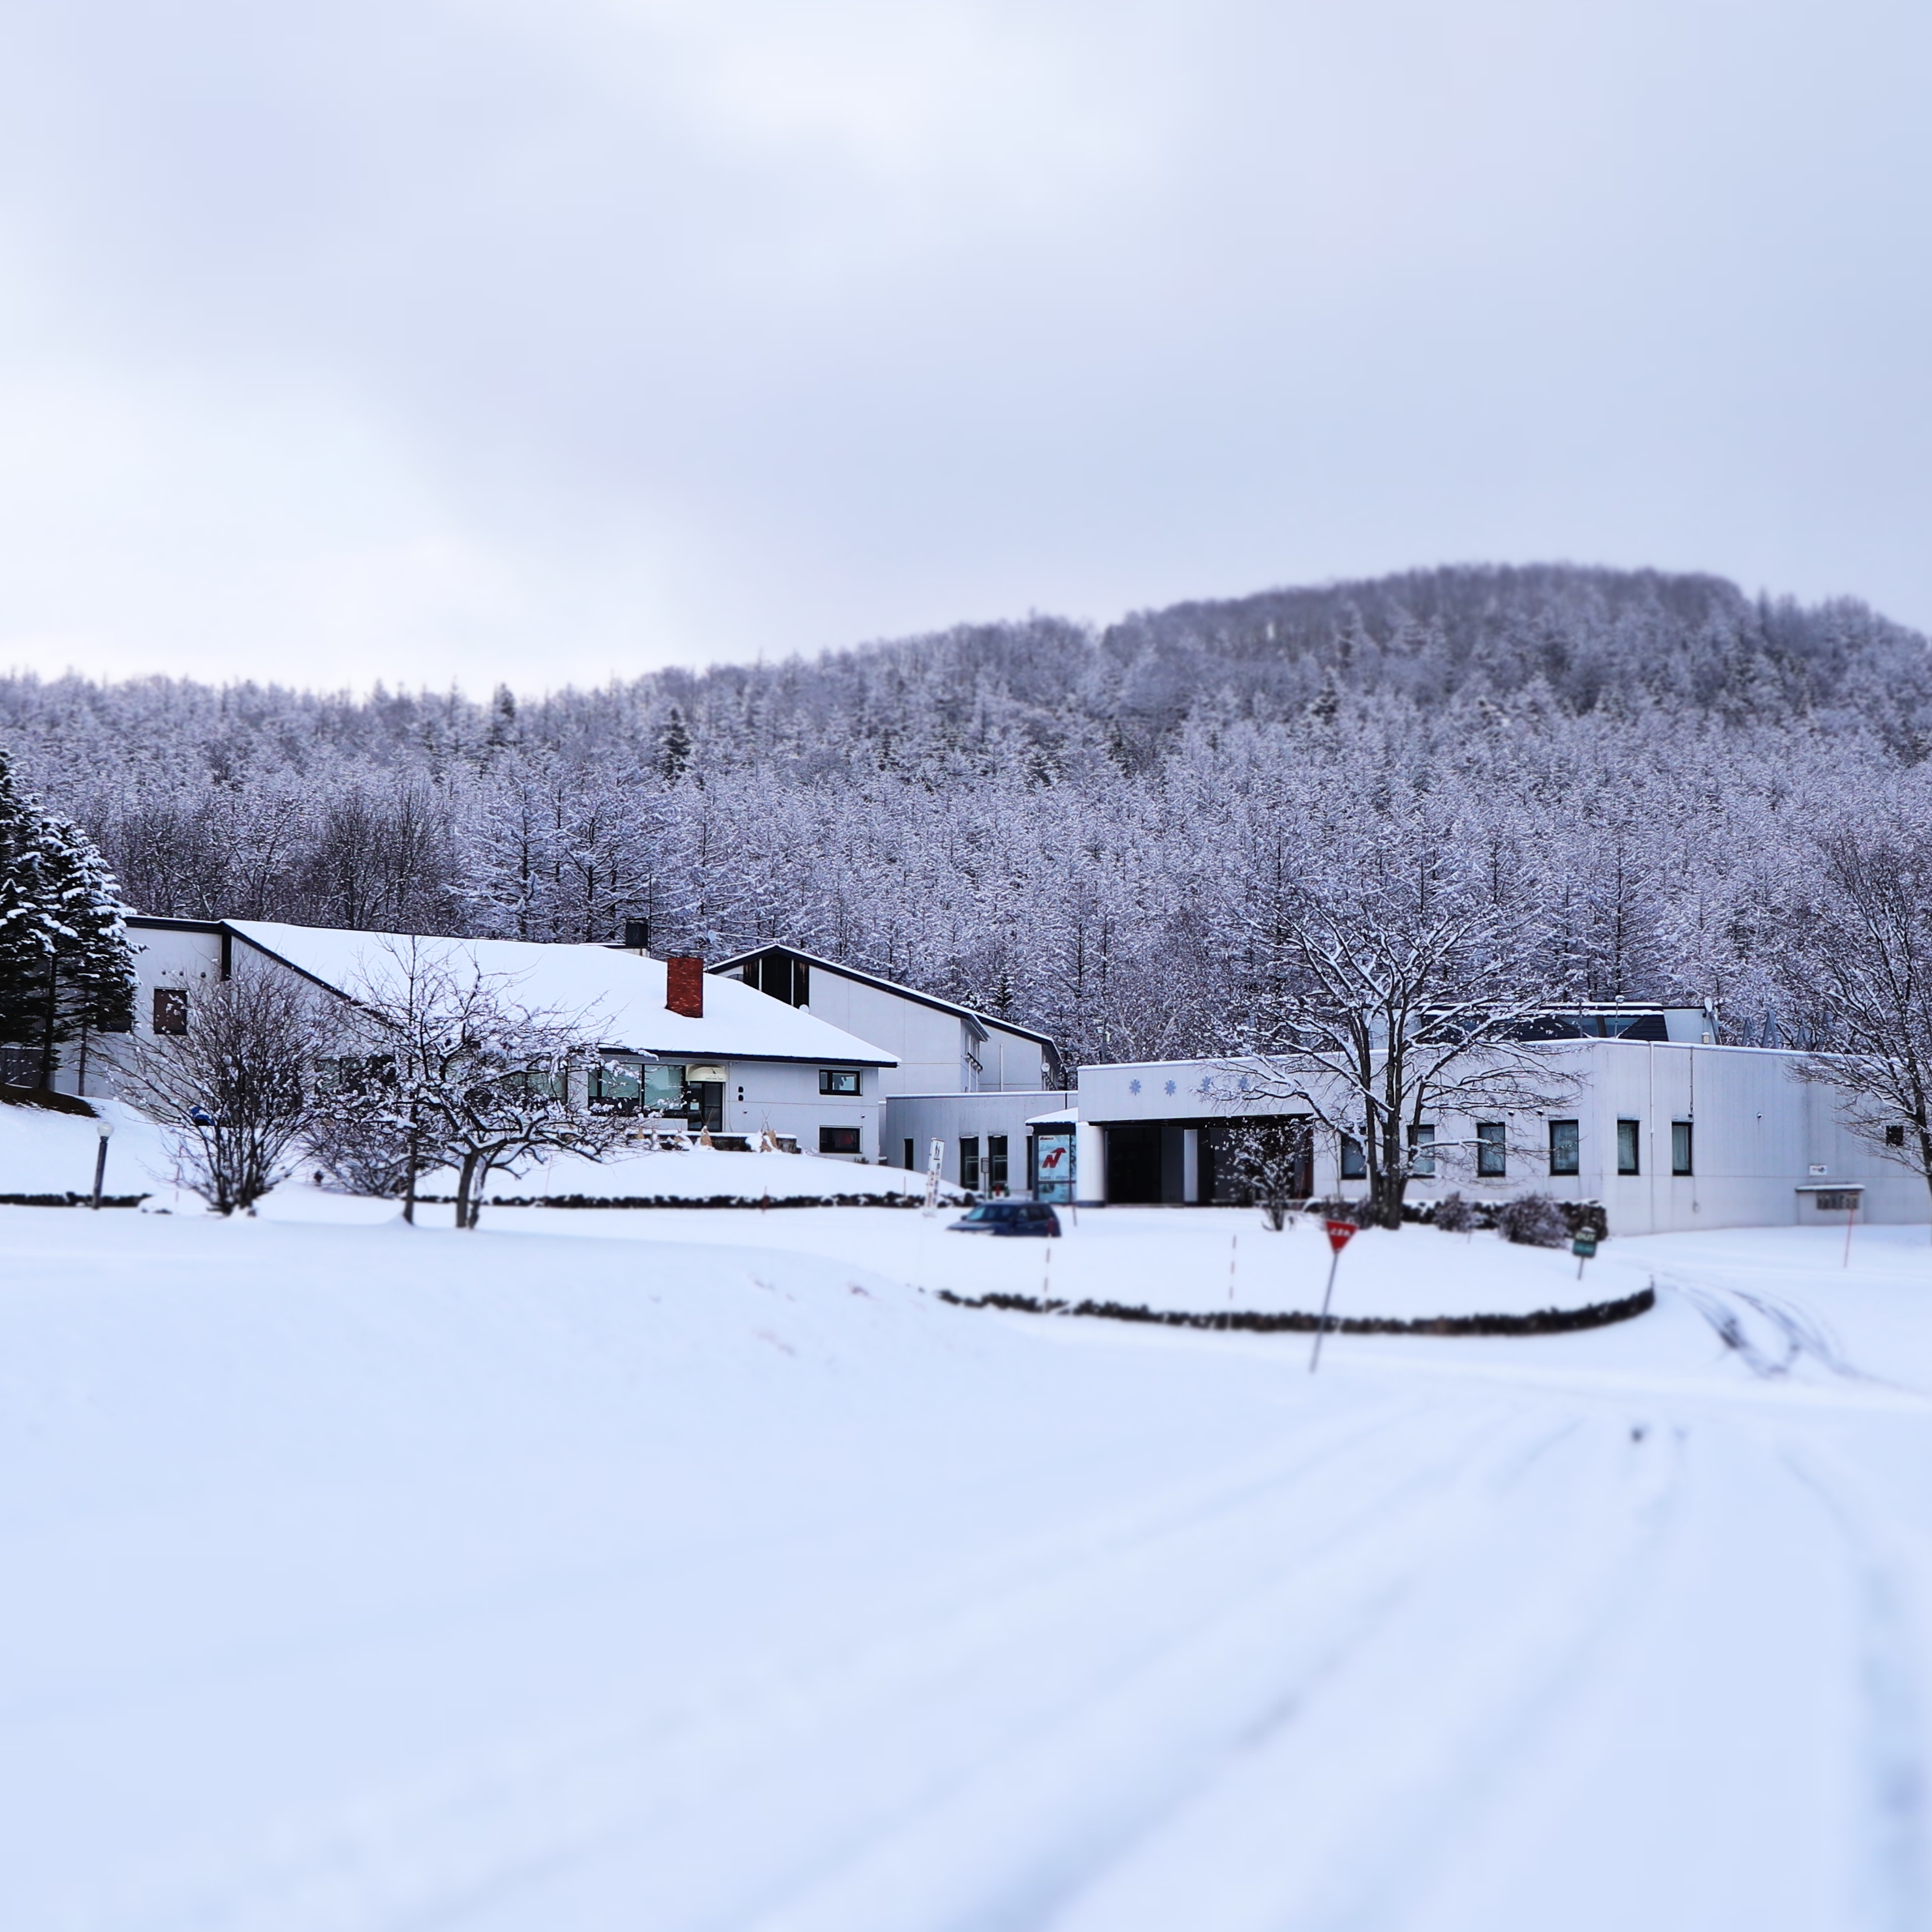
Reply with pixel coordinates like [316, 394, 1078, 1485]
[1105, 1124, 1163, 1204]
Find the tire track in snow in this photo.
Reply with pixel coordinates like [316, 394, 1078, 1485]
[55, 1395, 1517, 1932]
[1036, 1405, 1687, 1932]
[1660, 1273, 1880, 1387]
[732, 1410, 1590, 1932]
[1784, 1446, 1930, 1932]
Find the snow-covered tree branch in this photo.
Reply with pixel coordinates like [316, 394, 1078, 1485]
[1211, 806, 1578, 1228]
[1781, 813, 1932, 1206]
[120, 966, 341, 1215]
[330, 941, 627, 1229]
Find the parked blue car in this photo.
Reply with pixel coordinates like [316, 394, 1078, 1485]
[948, 1202, 1062, 1237]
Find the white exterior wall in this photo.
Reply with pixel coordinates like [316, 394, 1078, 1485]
[69, 922, 228, 1098]
[882, 1091, 1064, 1187]
[978, 1024, 1048, 1093]
[715, 1058, 877, 1161]
[1076, 1041, 1929, 1232]
[791, 973, 970, 1095]
[751, 965, 1049, 1096]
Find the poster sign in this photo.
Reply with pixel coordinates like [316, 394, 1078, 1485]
[1033, 1129, 1075, 1205]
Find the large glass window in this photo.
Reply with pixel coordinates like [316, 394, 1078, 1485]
[152, 988, 187, 1035]
[1476, 1122, 1506, 1179]
[1617, 1119, 1641, 1175]
[1340, 1135, 1367, 1180]
[988, 1134, 1009, 1193]
[818, 1126, 861, 1154]
[1672, 1121, 1694, 1176]
[818, 1068, 860, 1095]
[642, 1064, 688, 1115]
[591, 1059, 642, 1104]
[1549, 1119, 1580, 1177]
[961, 1136, 981, 1191]
[1408, 1123, 1435, 1177]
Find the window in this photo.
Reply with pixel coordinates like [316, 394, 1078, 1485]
[1672, 1121, 1693, 1176]
[1476, 1122, 1506, 1179]
[1549, 1119, 1580, 1177]
[988, 1134, 1009, 1194]
[591, 1060, 642, 1104]
[818, 1125, 861, 1155]
[818, 1068, 860, 1095]
[961, 1136, 981, 1191]
[642, 1064, 688, 1115]
[152, 988, 187, 1036]
[1887, 1124, 1907, 1147]
[745, 952, 809, 1008]
[904, 1138, 916, 1170]
[1617, 1119, 1640, 1176]
[1407, 1123, 1435, 1177]
[1340, 1135, 1367, 1180]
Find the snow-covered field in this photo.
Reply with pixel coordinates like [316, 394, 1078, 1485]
[3, 1179, 1929, 1930]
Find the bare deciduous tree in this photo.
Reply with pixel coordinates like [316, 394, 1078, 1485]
[1213, 816, 1576, 1229]
[1783, 817, 1932, 1206]
[121, 968, 339, 1214]
[332, 941, 627, 1228]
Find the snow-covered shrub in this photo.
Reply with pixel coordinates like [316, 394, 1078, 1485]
[1433, 1191, 1476, 1234]
[1215, 1119, 1309, 1230]
[122, 967, 341, 1215]
[1495, 1191, 1569, 1247]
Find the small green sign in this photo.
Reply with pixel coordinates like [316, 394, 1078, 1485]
[1572, 1236, 1598, 1259]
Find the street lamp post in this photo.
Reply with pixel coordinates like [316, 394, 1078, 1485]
[91, 1115, 114, 1210]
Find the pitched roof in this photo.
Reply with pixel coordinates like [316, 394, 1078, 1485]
[222, 922, 897, 1065]
[707, 943, 1061, 1056]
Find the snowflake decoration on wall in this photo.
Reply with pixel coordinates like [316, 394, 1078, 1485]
[1164, 1080, 1177, 1096]
[1129, 1078, 1142, 1095]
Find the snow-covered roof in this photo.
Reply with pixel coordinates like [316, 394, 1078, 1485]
[1025, 1106, 1080, 1127]
[224, 922, 897, 1066]
[707, 943, 1061, 1055]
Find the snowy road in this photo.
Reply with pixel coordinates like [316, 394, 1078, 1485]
[1, 1208, 1928, 1931]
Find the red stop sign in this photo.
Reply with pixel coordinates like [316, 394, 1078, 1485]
[1324, 1219, 1358, 1253]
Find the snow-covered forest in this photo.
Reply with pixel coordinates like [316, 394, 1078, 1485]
[5, 563, 1929, 1068]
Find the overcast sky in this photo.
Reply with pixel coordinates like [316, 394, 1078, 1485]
[1, 0, 1927, 694]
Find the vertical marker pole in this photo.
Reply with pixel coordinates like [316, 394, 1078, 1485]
[90, 1118, 112, 1210]
[1229, 1233, 1237, 1302]
[1844, 1200, 1856, 1270]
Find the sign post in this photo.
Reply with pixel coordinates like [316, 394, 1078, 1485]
[922, 1138, 945, 1215]
[1571, 1231, 1598, 1281]
[1310, 1219, 1357, 1374]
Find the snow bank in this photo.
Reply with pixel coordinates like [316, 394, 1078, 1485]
[0, 1092, 169, 1202]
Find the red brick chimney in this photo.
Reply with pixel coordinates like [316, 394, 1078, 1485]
[666, 956, 704, 1019]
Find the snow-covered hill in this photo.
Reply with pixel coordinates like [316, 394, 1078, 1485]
[3, 1192, 1929, 1931]
[0, 1090, 169, 1200]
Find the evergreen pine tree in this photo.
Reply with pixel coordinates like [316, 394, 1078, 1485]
[37, 812, 136, 1081]
[0, 748, 135, 1085]
[0, 750, 57, 1067]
